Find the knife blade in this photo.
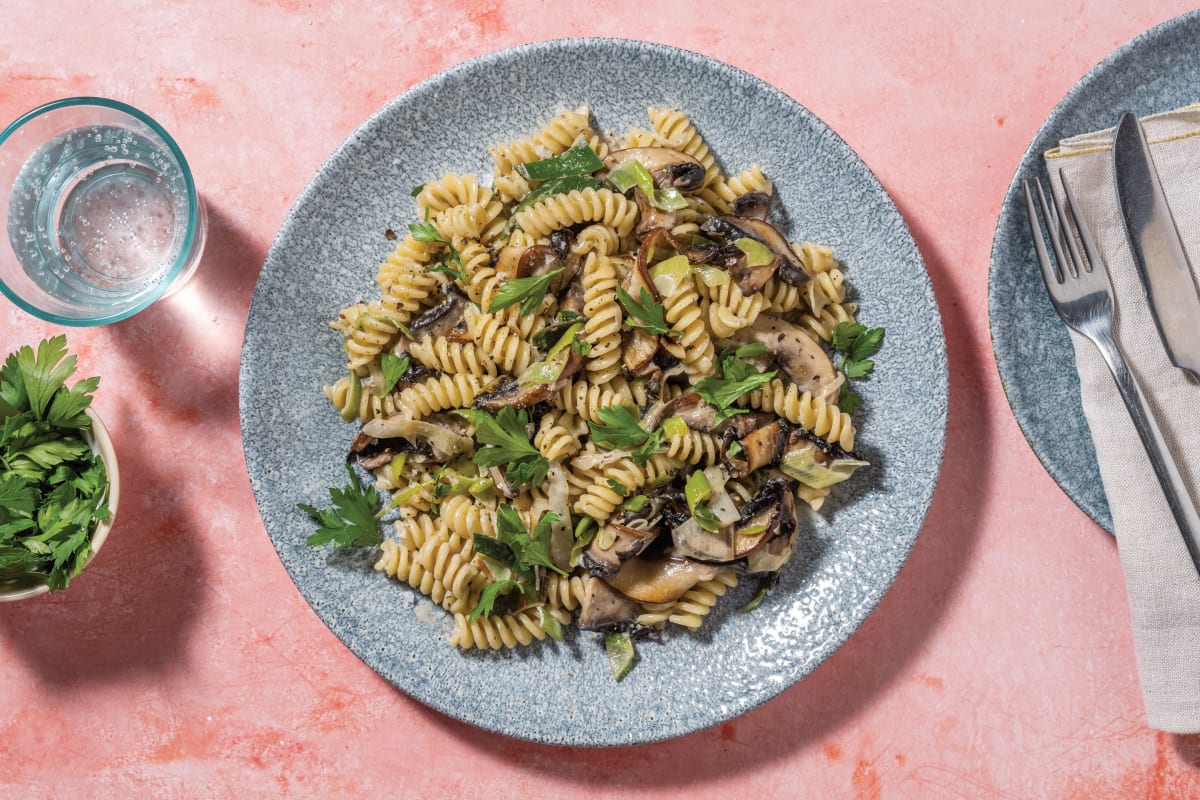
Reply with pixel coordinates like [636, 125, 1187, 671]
[1113, 111, 1200, 382]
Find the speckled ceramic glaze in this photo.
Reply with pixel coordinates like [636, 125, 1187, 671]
[989, 11, 1200, 535]
[239, 39, 947, 745]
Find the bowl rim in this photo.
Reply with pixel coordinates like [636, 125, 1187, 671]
[0, 406, 119, 601]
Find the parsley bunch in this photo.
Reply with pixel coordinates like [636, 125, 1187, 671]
[0, 336, 110, 592]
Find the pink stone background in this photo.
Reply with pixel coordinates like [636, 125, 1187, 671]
[2, 1, 1200, 797]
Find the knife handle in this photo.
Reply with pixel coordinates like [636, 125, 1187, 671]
[1093, 327, 1200, 578]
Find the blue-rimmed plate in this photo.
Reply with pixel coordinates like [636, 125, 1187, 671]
[989, 10, 1200, 534]
[240, 38, 947, 745]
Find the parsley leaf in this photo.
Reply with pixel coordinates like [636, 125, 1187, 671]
[831, 322, 884, 413]
[630, 426, 663, 466]
[615, 286, 680, 338]
[408, 220, 445, 243]
[429, 259, 467, 281]
[693, 352, 777, 421]
[410, 184, 425, 197]
[457, 407, 549, 489]
[588, 406, 664, 466]
[733, 341, 770, 359]
[841, 358, 874, 380]
[605, 478, 629, 498]
[838, 382, 863, 416]
[470, 578, 519, 620]
[379, 353, 410, 395]
[298, 464, 381, 548]
[588, 406, 651, 450]
[487, 269, 562, 316]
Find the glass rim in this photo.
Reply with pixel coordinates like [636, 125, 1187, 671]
[0, 96, 202, 326]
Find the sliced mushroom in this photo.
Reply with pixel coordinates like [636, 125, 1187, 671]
[622, 329, 660, 377]
[474, 351, 583, 411]
[634, 187, 677, 237]
[578, 576, 646, 633]
[739, 478, 799, 574]
[605, 555, 721, 604]
[730, 191, 771, 220]
[730, 314, 839, 404]
[721, 417, 789, 479]
[604, 147, 706, 191]
[669, 393, 720, 432]
[701, 215, 810, 287]
[619, 240, 663, 375]
[520, 244, 574, 295]
[408, 284, 468, 341]
[549, 229, 575, 261]
[581, 521, 661, 578]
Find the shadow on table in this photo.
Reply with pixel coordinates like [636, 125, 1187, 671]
[1176, 734, 1200, 768]
[407, 200, 994, 777]
[0, 202, 263, 689]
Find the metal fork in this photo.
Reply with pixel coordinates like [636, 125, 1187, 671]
[1025, 172, 1200, 577]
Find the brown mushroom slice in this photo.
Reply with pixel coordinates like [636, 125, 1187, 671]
[634, 187, 677, 237]
[604, 147, 706, 191]
[730, 191, 771, 220]
[701, 215, 810, 287]
[671, 518, 753, 563]
[473, 351, 583, 411]
[605, 556, 721, 604]
[407, 284, 468, 342]
[358, 415, 475, 461]
[578, 576, 645, 632]
[622, 329, 660, 377]
[668, 392, 720, 432]
[559, 277, 587, 316]
[730, 314, 839, 404]
[721, 417, 789, 479]
[581, 522, 660, 578]
[740, 479, 800, 574]
[619, 243, 663, 374]
[519, 245, 574, 295]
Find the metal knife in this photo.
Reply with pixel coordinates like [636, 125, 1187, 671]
[1113, 111, 1200, 382]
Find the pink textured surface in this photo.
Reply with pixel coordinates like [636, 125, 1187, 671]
[2, 1, 1200, 797]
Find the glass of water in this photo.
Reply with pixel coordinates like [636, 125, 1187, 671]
[0, 97, 205, 325]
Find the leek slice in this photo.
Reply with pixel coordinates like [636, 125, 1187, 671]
[517, 140, 604, 181]
[605, 632, 636, 681]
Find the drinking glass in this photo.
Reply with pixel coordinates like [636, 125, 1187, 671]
[0, 97, 206, 325]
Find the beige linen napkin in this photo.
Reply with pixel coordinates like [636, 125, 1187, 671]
[1045, 105, 1200, 733]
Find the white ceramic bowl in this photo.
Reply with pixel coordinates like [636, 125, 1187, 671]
[0, 408, 119, 601]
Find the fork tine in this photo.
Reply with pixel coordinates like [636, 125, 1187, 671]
[1051, 170, 1089, 274]
[1058, 169, 1104, 276]
[1023, 178, 1063, 286]
[1034, 177, 1075, 279]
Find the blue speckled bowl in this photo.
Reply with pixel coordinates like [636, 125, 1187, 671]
[989, 10, 1200, 535]
[239, 39, 947, 745]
